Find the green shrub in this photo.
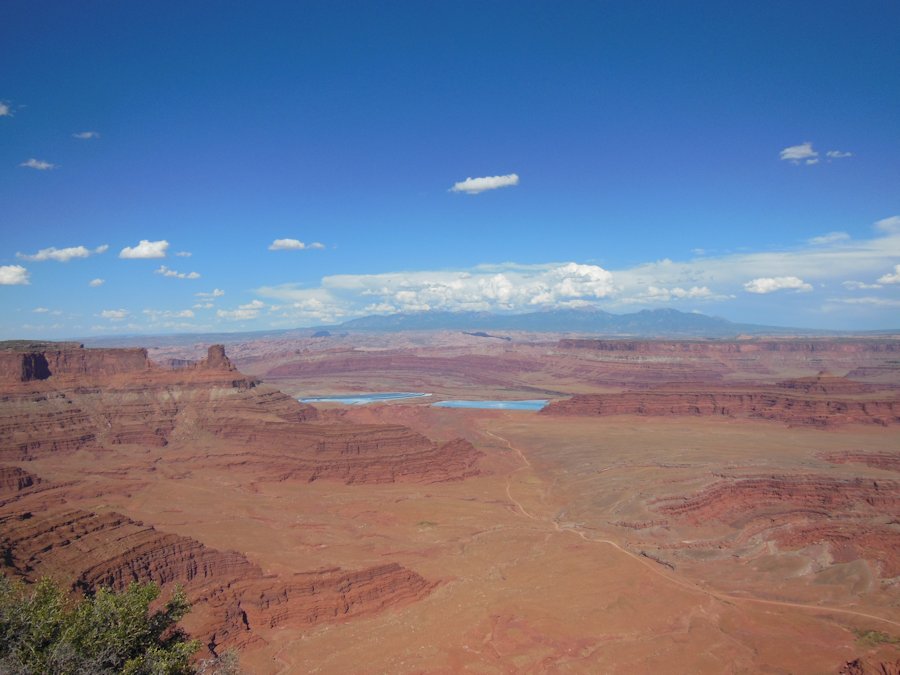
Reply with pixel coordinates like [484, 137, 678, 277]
[0, 576, 200, 674]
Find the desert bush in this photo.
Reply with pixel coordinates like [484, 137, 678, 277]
[0, 575, 199, 674]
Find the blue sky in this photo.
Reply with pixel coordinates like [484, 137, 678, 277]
[1, 1, 898, 337]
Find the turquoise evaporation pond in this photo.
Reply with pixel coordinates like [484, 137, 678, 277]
[432, 399, 549, 411]
[298, 392, 431, 405]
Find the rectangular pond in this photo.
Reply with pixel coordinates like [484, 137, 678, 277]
[432, 399, 549, 411]
[298, 392, 431, 405]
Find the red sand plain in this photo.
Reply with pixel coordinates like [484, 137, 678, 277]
[2, 334, 899, 673]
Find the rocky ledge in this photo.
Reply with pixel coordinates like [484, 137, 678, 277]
[542, 375, 899, 427]
[0, 343, 482, 483]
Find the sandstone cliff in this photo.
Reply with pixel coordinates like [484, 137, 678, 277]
[652, 474, 900, 577]
[542, 375, 900, 427]
[0, 503, 435, 652]
[0, 344, 481, 482]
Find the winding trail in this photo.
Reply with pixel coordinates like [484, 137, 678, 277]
[484, 428, 900, 630]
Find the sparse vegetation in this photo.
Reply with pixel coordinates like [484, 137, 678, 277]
[853, 628, 900, 647]
[0, 576, 199, 674]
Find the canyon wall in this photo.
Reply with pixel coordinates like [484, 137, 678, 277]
[543, 377, 900, 427]
[0, 343, 481, 482]
[0, 502, 435, 652]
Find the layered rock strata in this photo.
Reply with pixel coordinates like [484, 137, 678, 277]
[0, 343, 481, 482]
[822, 451, 900, 473]
[542, 376, 899, 427]
[653, 475, 900, 576]
[0, 504, 435, 651]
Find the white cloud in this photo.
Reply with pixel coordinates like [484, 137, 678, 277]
[143, 309, 195, 319]
[210, 214, 900, 327]
[32, 307, 49, 313]
[217, 309, 257, 320]
[780, 142, 818, 163]
[826, 150, 852, 159]
[175, 251, 192, 257]
[0, 265, 29, 285]
[194, 302, 214, 309]
[72, 131, 100, 139]
[808, 232, 849, 245]
[17, 243, 108, 262]
[450, 173, 519, 194]
[195, 288, 224, 298]
[20, 158, 57, 170]
[216, 300, 266, 321]
[154, 265, 200, 279]
[877, 264, 900, 284]
[262, 262, 616, 316]
[89, 278, 105, 287]
[100, 309, 129, 320]
[842, 280, 882, 290]
[0, 102, 10, 117]
[830, 296, 900, 308]
[119, 239, 169, 259]
[619, 285, 732, 304]
[744, 276, 813, 294]
[268, 238, 325, 251]
[875, 216, 900, 233]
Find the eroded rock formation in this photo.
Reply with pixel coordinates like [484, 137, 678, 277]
[653, 475, 900, 576]
[822, 451, 900, 473]
[0, 343, 481, 482]
[0, 504, 435, 652]
[0, 466, 40, 495]
[542, 375, 900, 427]
[0, 341, 473, 654]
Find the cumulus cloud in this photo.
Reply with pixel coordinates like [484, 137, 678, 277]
[450, 173, 519, 194]
[780, 142, 817, 163]
[175, 251, 192, 257]
[0, 265, 29, 285]
[216, 300, 266, 321]
[216, 309, 257, 320]
[72, 131, 99, 139]
[195, 288, 225, 298]
[17, 244, 108, 262]
[20, 158, 56, 170]
[877, 264, 900, 284]
[262, 262, 616, 316]
[842, 280, 882, 290]
[875, 216, 900, 233]
[100, 309, 129, 320]
[619, 285, 732, 304]
[808, 232, 849, 246]
[743, 276, 813, 294]
[241, 214, 900, 326]
[268, 238, 325, 251]
[32, 307, 49, 313]
[142, 309, 195, 319]
[119, 239, 169, 259]
[826, 149, 852, 159]
[89, 278, 105, 287]
[0, 102, 11, 117]
[154, 265, 200, 279]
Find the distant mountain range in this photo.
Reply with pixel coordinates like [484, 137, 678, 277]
[80, 308, 898, 349]
[333, 308, 805, 336]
